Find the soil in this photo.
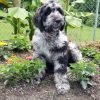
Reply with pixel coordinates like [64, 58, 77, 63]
[0, 75, 100, 100]
[0, 51, 100, 100]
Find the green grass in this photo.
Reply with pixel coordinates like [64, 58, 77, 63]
[0, 22, 100, 42]
[67, 25, 100, 42]
[0, 22, 13, 40]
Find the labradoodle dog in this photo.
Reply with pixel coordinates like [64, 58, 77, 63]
[32, 0, 83, 94]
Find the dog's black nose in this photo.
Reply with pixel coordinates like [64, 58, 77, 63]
[55, 19, 61, 23]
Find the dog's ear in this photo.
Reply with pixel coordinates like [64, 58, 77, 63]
[60, 17, 66, 31]
[33, 6, 45, 32]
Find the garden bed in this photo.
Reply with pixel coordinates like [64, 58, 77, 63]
[0, 72, 100, 100]
[0, 42, 100, 100]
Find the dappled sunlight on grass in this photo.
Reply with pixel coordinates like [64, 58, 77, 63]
[0, 22, 13, 40]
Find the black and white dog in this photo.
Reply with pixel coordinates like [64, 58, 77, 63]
[32, 0, 82, 94]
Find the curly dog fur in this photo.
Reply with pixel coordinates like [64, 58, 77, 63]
[32, 0, 83, 94]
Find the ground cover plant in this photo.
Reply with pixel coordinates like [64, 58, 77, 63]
[0, 56, 45, 86]
[8, 35, 31, 52]
[70, 61, 97, 89]
[0, 41, 11, 61]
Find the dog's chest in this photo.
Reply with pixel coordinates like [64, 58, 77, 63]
[33, 31, 68, 59]
[33, 36, 52, 58]
[39, 40, 51, 57]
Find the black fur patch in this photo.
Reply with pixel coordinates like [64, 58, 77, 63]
[50, 42, 68, 53]
[45, 60, 54, 74]
[57, 55, 68, 66]
[55, 65, 67, 74]
[55, 55, 68, 74]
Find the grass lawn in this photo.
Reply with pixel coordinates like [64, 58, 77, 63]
[0, 22, 13, 40]
[0, 22, 100, 42]
[67, 25, 100, 42]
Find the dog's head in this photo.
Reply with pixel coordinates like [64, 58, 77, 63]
[33, 0, 65, 34]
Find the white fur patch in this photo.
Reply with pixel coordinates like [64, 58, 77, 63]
[68, 42, 83, 61]
[54, 73, 70, 94]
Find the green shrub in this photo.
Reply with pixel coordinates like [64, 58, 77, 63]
[0, 57, 45, 85]
[0, 41, 11, 60]
[81, 47, 100, 65]
[85, 15, 94, 27]
[70, 61, 97, 89]
[84, 14, 100, 27]
[9, 35, 31, 52]
[81, 47, 97, 58]
[94, 52, 100, 65]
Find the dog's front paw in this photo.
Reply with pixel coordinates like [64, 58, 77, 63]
[56, 83, 70, 95]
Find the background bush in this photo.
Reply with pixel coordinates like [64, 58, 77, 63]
[9, 35, 31, 52]
[70, 0, 100, 27]
[83, 14, 100, 27]
[70, 0, 100, 13]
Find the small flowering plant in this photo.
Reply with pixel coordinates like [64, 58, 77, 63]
[0, 41, 8, 47]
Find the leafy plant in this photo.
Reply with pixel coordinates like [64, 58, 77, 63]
[59, 0, 93, 31]
[22, 0, 42, 40]
[94, 53, 100, 66]
[81, 47, 100, 65]
[0, 41, 10, 60]
[81, 47, 97, 58]
[9, 35, 31, 51]
[70, 61, 97, 89]
[7, 7, 28, 34]
[0, 57, 45, 85]
[0, 0, 8, 8]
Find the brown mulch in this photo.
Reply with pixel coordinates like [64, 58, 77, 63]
[80, 41, 100, 51]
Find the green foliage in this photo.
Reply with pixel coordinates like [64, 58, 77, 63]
[81, 47, 97, 58]
[73, 0, 100, 13]
[22, 0, 42, 40]
[0, 57, 45, 85]
[7, 7, 28, 34]
[0, 47, 10, 61]
[81, 47, 100, 65]
[66, 16, 82, 27]
[84, 14, 100, 27]
[0, 0, 8, 8]
[94, 53, 100, 65]
[0, 10, 7, 18]
[84, 15, 94, 27]
[8, 7, 28, 20]
[0, 41, 10, 60]
[59, 0, 93, 31]
[70, 61, 97, 89]
[9, 35, 31, 51]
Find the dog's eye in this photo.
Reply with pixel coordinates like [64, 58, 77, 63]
[57, 8, 64, 15]
[44, 7, 51, 16]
